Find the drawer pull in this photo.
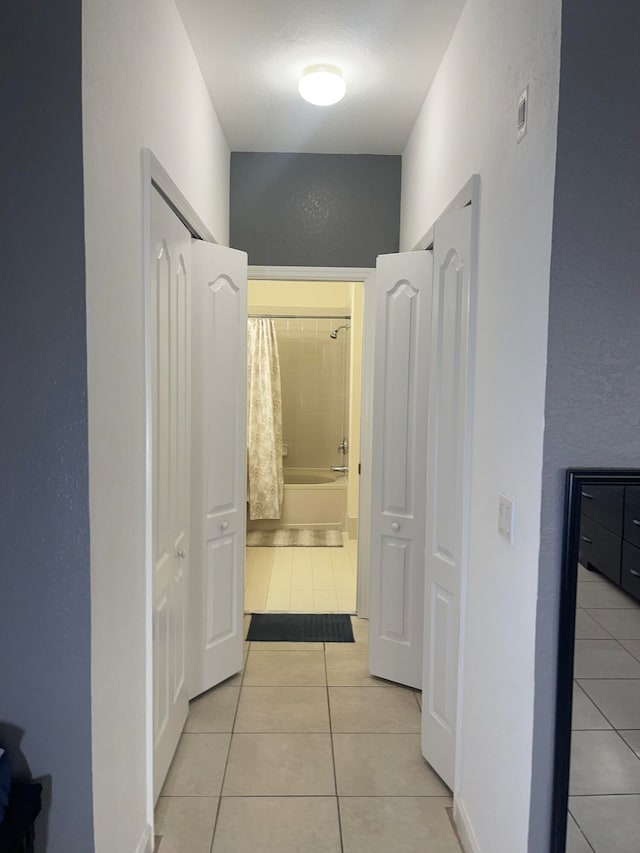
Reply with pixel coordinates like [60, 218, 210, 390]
[582, 492, 594, 501]
[581, 536, 593, 544]
[633, 519, 640, 527]
[630, 569, 640, 579]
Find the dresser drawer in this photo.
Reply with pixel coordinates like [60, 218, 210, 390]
[624, 487, 640, 549]
[621, 541, 640, 602]
[579, 514, 622, 585]
[580, 485, 624, 536]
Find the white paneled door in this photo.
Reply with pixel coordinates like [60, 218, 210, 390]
[368, 251, 433, 689]
[189, 241, 247, 699]
[151, 188, 191, 799]
[422, 204, 473, 789]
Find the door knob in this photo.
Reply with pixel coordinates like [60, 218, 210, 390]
[391, 522, 400, 532]
[177, 549, 186, 559]
[220, 521, 229, 531]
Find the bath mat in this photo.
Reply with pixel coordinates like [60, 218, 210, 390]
[246, 529, 343, 547]
[247, 613, 354, 643]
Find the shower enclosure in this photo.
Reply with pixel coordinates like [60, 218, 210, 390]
[247, 312, 351, 531]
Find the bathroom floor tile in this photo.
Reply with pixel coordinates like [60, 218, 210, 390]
[154, 797, 217, 853]
[578, 679, 640, 729]
[326, 646, 392, 687]
[569, 730, 640, 795]
[234, 686, 330, 732]
[574, 609, 613, 640]
[577, 583, 638, 609]
[339, 797, 459, 853]
[161, 733, 231, 796]
[243, 649, 326, 685]
[619, 730, 640, 757]
[212, 797, 341, 853]
[572, 682, 611, 731]
[329, 686, 421, 733]
[223, 733, 335, 796]
[578, 564, 606, 583]
[565, 812, 595, 853]
[569, 795, 640, 853]
[184, 685, 240, 733]
[588, 608, 640, 639]
[573, 639, 640, 679]
[619, 639, 640, 662]
[333, 734, 448, 796]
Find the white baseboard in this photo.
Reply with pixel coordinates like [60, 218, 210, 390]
[135, 824, 153, 853]
[454, 797, 481, 853]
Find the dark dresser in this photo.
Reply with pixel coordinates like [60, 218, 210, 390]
[579, 483, 640, 601]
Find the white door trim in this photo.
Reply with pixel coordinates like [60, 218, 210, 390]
[141, 148, 222, 830]
[410, 175, 479, 252]
[248, 265, 374, 281]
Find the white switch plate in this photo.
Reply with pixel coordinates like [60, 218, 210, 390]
[498, 493, 515, 543]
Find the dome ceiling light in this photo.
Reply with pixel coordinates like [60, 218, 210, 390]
[298, 65, 346, 106]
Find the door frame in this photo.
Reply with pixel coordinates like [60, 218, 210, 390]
[247, 264, 374, 616]
[141, 148, 219, 828]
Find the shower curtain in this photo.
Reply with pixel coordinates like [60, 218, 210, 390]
[247, 318, 284, 519]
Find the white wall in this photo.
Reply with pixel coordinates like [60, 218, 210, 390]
[401, 1, 560, 850]
[82, 0, 230, 848]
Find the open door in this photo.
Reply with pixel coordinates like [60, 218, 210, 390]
[421, 204, 473, 789]
[189, 240, 248, 699]
[368, 251, 433, 689]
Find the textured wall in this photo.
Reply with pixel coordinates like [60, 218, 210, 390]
[82, 0, 230, 847]
[0, 2, 93, 851]
[230, 153, 400, 267]
[531, 2, 640, 849]
[401, 0, 561, 848]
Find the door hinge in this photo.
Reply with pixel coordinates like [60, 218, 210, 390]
[358, 463, 361, 476]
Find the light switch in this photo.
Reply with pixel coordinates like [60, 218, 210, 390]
[498, 493, 515, 543]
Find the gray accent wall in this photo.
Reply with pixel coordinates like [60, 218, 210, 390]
[0, 2, 94, 851]
[230, 152, 401, 267]
[530, 2, 640, 849]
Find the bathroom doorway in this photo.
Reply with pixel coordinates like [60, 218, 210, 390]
[244, 276, 366, 615]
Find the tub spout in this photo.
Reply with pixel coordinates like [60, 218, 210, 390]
[330, 465, 349, 474]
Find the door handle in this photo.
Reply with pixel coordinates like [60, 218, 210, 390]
[391, 522, 401, 532]
[630, 569, 640, 578]
[581, 492, 594, 501]
[633, 519, 640, 527]
[580, 536, 592, 544]
[220, 521, 229, 531]
[176, 549, 186, 559]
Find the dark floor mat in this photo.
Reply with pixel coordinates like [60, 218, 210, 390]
[247, 613, 355, 643]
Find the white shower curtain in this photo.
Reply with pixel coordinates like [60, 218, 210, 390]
[247, 318, 284, 519]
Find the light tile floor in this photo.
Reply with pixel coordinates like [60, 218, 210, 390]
[155, 616, 462, 853]
[567, 565, 640, 852]
[245, 538, 358, 613]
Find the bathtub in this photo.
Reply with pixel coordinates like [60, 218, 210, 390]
[247, 467, 347, 531]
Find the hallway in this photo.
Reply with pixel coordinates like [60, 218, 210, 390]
[155, 616, 462, 852]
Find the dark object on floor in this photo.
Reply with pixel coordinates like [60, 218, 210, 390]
[247, 613, 355, 643]
[0, 782, 42, 853]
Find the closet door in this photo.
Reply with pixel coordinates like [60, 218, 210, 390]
[151, 187, 191, 799]
[189, 240, 248, 699]
[368, 251, 433, 689]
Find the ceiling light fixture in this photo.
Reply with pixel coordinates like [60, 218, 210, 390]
[298, 65, 346, 106]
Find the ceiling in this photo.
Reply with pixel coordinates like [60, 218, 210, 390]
[175, 0, 466, 155]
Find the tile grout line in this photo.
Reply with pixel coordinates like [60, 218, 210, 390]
[325, 638, 345, 853]
[207, 633, 250, 853]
